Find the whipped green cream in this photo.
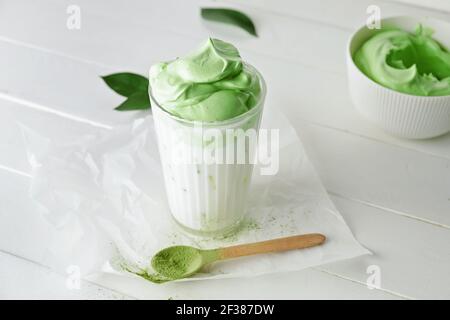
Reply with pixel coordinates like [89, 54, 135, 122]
[354, 25, 450, 96]
[149, 38, 261, 121]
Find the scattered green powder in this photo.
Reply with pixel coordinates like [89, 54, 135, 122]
[168, 232, 181, 245]
[136, 271, 171, 284]
[205, 217, 261, 243]
[121, 264, 171, 284]
[245, 220, 261, 231]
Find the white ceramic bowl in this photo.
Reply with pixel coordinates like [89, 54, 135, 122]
[347, 16, 450, 139]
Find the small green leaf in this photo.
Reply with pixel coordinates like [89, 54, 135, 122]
[101, 72, 149, 97]
[115, 91, 150, 111]
[201, 8, 257, 37]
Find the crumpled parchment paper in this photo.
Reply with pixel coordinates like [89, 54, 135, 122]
[23, 106, 369, 282]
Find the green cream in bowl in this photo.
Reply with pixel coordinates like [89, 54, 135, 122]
[354, 25, 450, 96]
[347, 16, 450, 139]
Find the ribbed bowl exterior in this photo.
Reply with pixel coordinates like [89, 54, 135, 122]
[347, 56, 450, 139]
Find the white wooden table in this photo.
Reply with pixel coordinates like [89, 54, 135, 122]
[1, 0, 449, 300]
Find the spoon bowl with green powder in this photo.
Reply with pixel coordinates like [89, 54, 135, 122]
[151, 245, 218, 280]
[150, 233, 326, 281]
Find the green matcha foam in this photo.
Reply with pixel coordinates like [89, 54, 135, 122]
[149, 38, 262, 121]
[354, 25, 450, 96]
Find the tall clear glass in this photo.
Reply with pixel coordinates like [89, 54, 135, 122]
[150, 64, 266, 236]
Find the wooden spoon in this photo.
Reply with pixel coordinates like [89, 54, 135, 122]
[151, 233, 326, 280]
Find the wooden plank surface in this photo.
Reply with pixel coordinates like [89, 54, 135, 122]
[0, 251, 133, 300]
[0, 0, 449, 299]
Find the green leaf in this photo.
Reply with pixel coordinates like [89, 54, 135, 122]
[201, 8, 257, 37]
[101, 72, 149, 97]
[115, 91, 151, 111]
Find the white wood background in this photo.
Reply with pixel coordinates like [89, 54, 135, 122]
[0, 0, 449, 300]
